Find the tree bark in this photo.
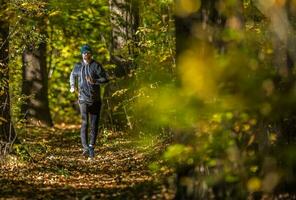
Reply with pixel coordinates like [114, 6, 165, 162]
[0, 0, 16, 155]
[109, 0, 139, 54]
[21, 21, 53, 127]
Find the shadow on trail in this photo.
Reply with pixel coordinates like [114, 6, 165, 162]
[0, 178, 161, 199]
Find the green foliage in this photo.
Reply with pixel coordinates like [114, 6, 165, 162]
[13, 144, 32, 161]
[132, 0, 296, 198]
[8, 0, 48, 124]
[6, 0, 111, 124]
[46, 0, 110, 123]
[125, 0, 176, 133]
[4, 0, 296, 198]
[163, 144, 194, 166]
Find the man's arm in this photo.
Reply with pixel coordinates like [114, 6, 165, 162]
[69, 65, 77, 92]
[91, 64, 109, 85]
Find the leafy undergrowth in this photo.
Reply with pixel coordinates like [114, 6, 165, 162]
[0, 124, 174, 200]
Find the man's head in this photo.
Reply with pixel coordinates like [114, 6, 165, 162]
[80, 44, 92, 62]
[80, 44, 92, 54]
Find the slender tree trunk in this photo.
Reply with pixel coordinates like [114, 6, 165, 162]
[21, 21, 53, 127]
[0, 0, 16, 156]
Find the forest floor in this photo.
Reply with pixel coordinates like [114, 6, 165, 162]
[0, 124, 174, 200]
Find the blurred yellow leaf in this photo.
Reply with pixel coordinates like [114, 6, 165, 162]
[176, 0, 201, 17]
[225, 112, 233, 120]
[178, 50, 217, 101]
[266, 48, 273, 54]
[212, 113, 222, 123]
[247, 134, 255, 146]
[247, 177, 261, 192]
[243, 124, 251, 131]
[163, 144, 192, 163]
[250, 165, 259, 173]
[49, 10, 61, 17]
[269, 132, 277, 144]
[249, 118, 257, 125]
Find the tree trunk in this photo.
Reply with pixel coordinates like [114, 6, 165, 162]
[102, 0, 140, 131]
[0, 0, 16, 156]
[109, 0, 139, 55]
[108, 0, 139, 74]
[21, 21, 53, 127]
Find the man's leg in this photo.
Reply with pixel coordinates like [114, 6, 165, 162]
[89, 101, 101, 158]
[89, 112, 100, 146]
[79, 103, 89, 153]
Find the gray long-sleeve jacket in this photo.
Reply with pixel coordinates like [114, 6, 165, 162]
[70, 60, 109, 104]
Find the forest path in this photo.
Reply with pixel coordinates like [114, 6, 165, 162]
[0, 124, 172, 199]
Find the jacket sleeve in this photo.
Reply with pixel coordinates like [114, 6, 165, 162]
[70, 65, 77, 89]
[92, 64, 109, 85]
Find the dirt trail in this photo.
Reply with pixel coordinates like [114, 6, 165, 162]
[0, 125, 173, 200]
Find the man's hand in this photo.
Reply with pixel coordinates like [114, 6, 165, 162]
[86, 76, 95, 84]
[70, 87, 75, 93]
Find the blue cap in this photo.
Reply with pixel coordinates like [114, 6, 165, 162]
[80, 44, 92, 54]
